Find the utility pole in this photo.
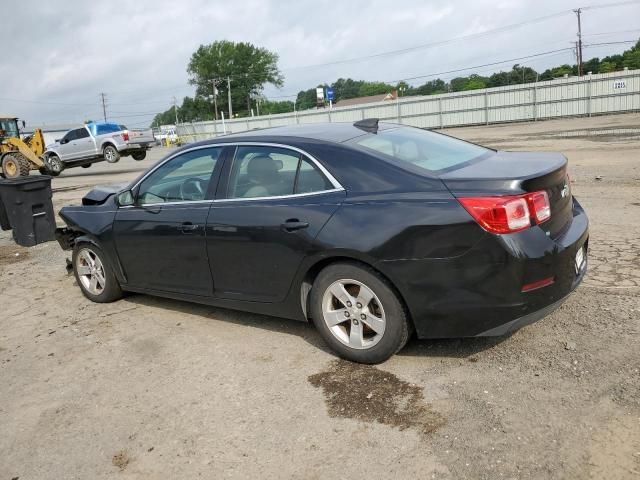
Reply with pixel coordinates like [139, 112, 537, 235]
[172, 96, 178, 125]
[100, 93, 107, 122]
[227, 77, 233, 119]
[573, 8, 583, 76]
[211, 79, 219, 120]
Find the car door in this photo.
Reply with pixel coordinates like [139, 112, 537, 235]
[73, 126, 95, 158]
[206, 144, 345, 302]
[57, 129, 78, 160]
[113, 146, 226, 295]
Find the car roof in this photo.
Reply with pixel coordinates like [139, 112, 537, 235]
[220, 121, 398, 144]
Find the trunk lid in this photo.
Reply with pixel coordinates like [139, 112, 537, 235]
[440, 151, 572, 238]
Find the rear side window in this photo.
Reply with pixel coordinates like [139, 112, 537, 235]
[226, 146, 333, 199]
[353, 127, 489, 172]
[76, 128, 90, 139]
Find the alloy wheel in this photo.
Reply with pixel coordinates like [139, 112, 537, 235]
[76, 248, 106, 295]
[321, 279, 386, 349]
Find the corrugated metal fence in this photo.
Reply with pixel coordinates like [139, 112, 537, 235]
[176, 69, 640, 141]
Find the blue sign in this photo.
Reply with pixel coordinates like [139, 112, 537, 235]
[326, 88, 334, 102]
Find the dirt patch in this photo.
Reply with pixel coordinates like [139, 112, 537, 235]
[111, 450, 130, 471]
[0, 244, 30, 266]
[308, 359, 444, 435]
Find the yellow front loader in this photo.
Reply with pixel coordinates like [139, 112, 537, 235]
[0, 116, 46, 178]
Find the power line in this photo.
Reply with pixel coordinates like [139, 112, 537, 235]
[280, 11, 575, 71]
[582, 0, 640, 9]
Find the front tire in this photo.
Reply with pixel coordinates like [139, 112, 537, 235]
[44, 154, 63, 176]
[131, 151, 146, 161]
[310, 262, 411, 364]
[72, 244, 123, 303]
[103, 145, 120, 163]
[2, 153, 30, 178]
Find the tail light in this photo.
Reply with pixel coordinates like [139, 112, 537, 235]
[459, 191, 551, 234]
[122, 131, 129, 141]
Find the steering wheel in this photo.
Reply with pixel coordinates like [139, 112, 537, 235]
[180, 177, 207, 201]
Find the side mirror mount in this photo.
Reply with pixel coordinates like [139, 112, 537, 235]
[60, 138, 68, 144]
[116, 190, 134, 207]
[21, 120, 26, 128]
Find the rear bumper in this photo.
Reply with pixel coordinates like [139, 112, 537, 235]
[380, 198, 589, 338]
[118, 143, 151, 152]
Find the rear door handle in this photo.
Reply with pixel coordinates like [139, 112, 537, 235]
[179, 222, 199, 233]
[281, 219, 309, 232]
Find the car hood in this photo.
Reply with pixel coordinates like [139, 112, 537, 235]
[82, 183, 128, 205]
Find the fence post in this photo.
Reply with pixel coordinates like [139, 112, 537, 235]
[396, 97, 401, 123]
[438, 97, 443, 129]
[484, 91, 489, 125]
[588, 75, 592, 117]
[533, 83, 537, 121]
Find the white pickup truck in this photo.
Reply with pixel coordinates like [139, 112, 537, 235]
[42, 122, 155, 176]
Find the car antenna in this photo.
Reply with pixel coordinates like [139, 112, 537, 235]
[353, 118, 379, 134]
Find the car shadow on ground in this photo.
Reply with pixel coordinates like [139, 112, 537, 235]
[123, 293, 510, 360]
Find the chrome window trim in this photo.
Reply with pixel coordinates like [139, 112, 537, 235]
[124, 141, 344, 208]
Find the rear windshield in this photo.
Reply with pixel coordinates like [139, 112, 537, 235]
[353, 127, 490, 172]
[88, 123, 122, 136]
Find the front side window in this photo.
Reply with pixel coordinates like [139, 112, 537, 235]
[227, 146, 333, 199]
[136, 147, 222, 204]
[61, 130, 78, 142]
[353, 127, 490, 172]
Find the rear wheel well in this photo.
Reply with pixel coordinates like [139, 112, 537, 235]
[300, 256, 414, 329]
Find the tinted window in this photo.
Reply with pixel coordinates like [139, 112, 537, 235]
[353, 127, 489, 172]
[137, 147, 222, 204]
[76, 127, 90, 139]
[295, 157, 333, 194]
[227, 146, 300, 199]
[62, 130, 78, 142]
[227, 147, 333, 199]
[95, 123, 122, 135]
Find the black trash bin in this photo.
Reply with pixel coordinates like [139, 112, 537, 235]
[0, 176, 56, 247]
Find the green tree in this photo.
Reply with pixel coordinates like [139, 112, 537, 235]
[450, 77, 469, 92]
[357, 81, 394, 97]
[415, 79, 446, 95]
[187, 41, 283, 116]
[463, 75, 487, 90]
[599, 61, 616, 73]
[261, 100, 295, 114]
[331, 78, 363, 101]
[622, 40, 640, 69]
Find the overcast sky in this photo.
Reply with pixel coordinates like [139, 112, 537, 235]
[1, 0, 638, 126]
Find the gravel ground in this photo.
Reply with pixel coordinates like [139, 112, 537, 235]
[1, 114, 639, 479]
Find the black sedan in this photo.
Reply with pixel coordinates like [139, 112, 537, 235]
[56, 119, 588, 363]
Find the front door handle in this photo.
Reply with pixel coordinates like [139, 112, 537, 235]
[281, 219, 309, 232]
[179, 222, 199, 234]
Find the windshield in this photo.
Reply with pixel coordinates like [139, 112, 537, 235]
[0, 119, 19, 138]
[353, 127, 490, 172]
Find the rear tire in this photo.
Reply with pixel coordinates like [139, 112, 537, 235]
[43, 154, 63, 176]
[1, 153, 30, 178]
[103, 145, 120, 163]
[131, 151, 146, 161]
[310, 262, 411, 364]
[72, 244, 123, 303]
